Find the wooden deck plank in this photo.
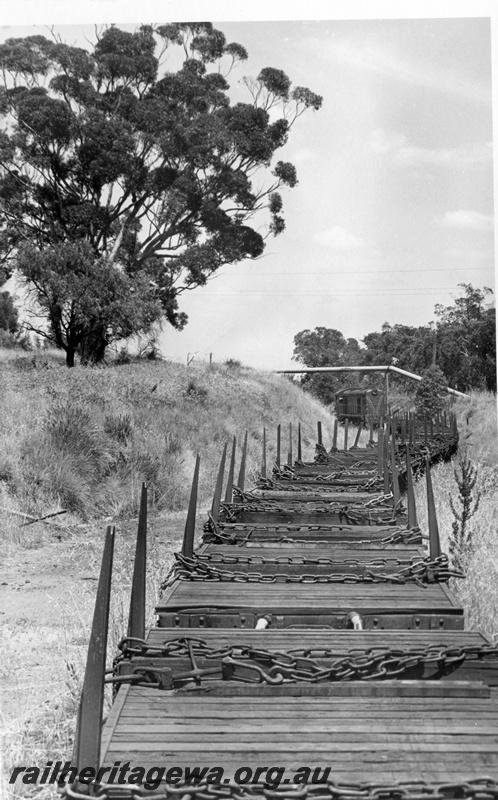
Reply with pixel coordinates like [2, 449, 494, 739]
[146, 628, 487, 647]
[156, 581, 462, 614]
[199, 545, 425, 560]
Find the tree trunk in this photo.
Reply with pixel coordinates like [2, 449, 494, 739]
[66, 348, 75, 368]
[79, 323, 109, 365]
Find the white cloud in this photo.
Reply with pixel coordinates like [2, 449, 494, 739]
[439, 210, 494, 231]
[318, 39, 491, 106]
[314, 226, 365, 249]
[369, 129, 492, 169]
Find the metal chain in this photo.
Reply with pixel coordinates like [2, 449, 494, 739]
[202, 520, 427, 547]
[254, 478, 381, 493]
[198, 552, 438, 568]
[160, 553, 464, 590]
[222, 498, 398, 513]
[220, 502, 400, 527]
[62, 776, 498, 800]
[110, 636, 498, 689]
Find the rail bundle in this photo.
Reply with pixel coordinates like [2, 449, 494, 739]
[65, 412, 498, 800]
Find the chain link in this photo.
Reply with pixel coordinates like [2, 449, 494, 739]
[109, 635, 498, 690]
[249, 481, 382, 495]
[160, 553, 464, 590]
[202, 519, 427, 547]
[274, 464, 380, 480]
[220, 502, 401, 527]
[62, 776, 498, 800]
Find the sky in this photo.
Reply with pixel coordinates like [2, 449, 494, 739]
[1, 2, 495, 370]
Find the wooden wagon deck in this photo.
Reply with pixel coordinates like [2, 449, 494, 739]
[101, 689, 498, 782]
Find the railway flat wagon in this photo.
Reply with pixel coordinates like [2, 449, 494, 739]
[65, 413, 498, 800]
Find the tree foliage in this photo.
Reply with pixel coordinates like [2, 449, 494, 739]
[415, 365, 448, 416]
[434, 284, 496, 392]
[0, 24, 322, 365]
[362, 324, 435, 376]
[18, 241, 161, 365]
[292, 327, 363, 404]
[292, 285, 496, 405]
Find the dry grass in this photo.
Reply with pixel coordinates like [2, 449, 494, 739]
[1, 509, 187, 800]
[414, 390, 498, 643]
[0, 360, 334, 532]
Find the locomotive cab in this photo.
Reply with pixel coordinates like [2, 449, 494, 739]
[334, 386, 386, 425]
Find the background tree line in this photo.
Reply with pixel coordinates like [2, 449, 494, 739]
[292, 283, 496, 403]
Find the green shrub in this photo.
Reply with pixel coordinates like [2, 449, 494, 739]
[448, 452, 481, 571]
[104, 413, 133, 443]
[415, 365, 448, 416]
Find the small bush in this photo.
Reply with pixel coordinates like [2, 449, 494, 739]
[104, 413, 133, 443]
[448, 452, 481, 571]
[225, 358, 242, 370]
[114, 347, 132, 365]
[415, 365, 448, 416]
[184, 378, 208, 402]
[0, 328, 31, 350]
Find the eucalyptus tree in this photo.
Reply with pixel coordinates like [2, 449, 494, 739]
[0, 24, 322, 364]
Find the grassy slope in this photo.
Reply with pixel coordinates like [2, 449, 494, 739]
[0, 357, 334, 528]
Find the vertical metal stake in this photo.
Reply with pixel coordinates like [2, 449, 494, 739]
[183, 455, 200, 560]
[211, 444, 227, 522]
[73, 526, 115, 774]
[237, 431, 248, 492]
[288, 422, 293, 466]
[344, 418, 349, 451]
[297, 423, 302, 462]
[317, 421, 323, 446]
[405, 444, 418, 529]
[276, 424, 281, 467]
[401, 417, 406, 443]
[426, 458, 442, 559]
[332, 419, 338, 451]
[353, 424, 361, 449]
[390, 432, 400, 509]
[128, 483, 147, 640]
[383, 427, 390, 495]
[261, 428, 267, 478]
[377, 429, 384, 478]
[224, 437, 236, 504]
